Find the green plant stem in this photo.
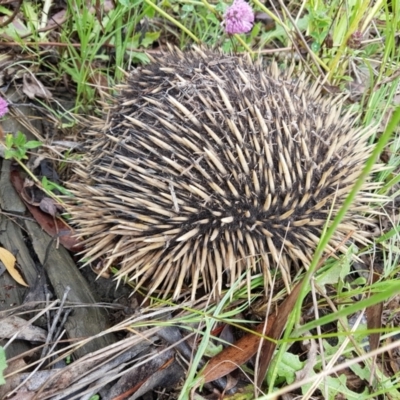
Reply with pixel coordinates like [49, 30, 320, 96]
[200, 0, 217, 16]
[143, 0, 201, 44]
[275, 0, 328, 73]
[251, 0, 290, 31]
[361, 0, 385, 32]
[328, 0, 373, 80]
[233, 34, 253, 53]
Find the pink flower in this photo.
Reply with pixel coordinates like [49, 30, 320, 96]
[0, 97, 9, 118]
[223, 0, 255, 35]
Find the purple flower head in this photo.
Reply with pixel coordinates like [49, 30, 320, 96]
[0, 97, 9, 118]
[223, 0, 255, 35]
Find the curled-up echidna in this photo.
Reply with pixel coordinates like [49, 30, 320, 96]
[69, 47, 383, 299]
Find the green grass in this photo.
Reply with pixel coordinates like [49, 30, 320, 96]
[1, 0, 400, 398]
[0, 347, 6, 386]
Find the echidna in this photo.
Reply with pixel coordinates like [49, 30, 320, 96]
[69, 47, 382, 299]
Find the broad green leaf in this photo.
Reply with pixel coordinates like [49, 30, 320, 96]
[267, 352, 304, 385]
[24, 141, 42, 149]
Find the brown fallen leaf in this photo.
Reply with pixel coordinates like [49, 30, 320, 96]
[204, 240, 349, 387]
[199, 280, 303, 387]
[2, 392, 35, 400]
[22, 73, 53, 100]
[256, 283, 303, 386]
[0, 315, 47, 341]
[10, 169, 83, 252]
[200, 313, 277, 384]
[87, 70, 110, 98]
[39, 197, 64, 217]
[367, 303, 383, 355]
[110, 352, 178, 400]
[367, 269, 383, 353]
[366, 265, 383, 383]
[44, 9, 68, 30]
[254, 12, 275, 30]
[0, 247, 28, 287]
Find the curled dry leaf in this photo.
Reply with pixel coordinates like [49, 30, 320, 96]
[0, 247, 28, 287]
[0, 16, 29, 38]
[199, 282, 303, 386]
[254, 12, 275, 30]
[21, 177, 42, 206]
[0, 315, 47, 342]
[39, 197, 64, 217]
[366, 268, 383, 380]
[87, 70, 110, 99]
[22, 74, 53, 100]
[200, 316, 277, 385]
[90, 0, 115, 14]
[44, 9, 68, 30]
[10, 170, 84, 252]
[295, 338, 318, 381]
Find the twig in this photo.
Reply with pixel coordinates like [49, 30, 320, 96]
[0, 0, 23, 28]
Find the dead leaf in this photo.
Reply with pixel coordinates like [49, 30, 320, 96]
[10, 170, 84, 252]
[367, 295, 383, 355]
[0, 15, 29, 36]
[295, 338, 318, 381]
[0, 370, 59, 396]
[366, 266, 383, 382]
[200, 280, 303, 387]
[89, 1, 115, 14]
[254, 12, 275, 30]
[0, 315, 47, 341]
[0, 391, 35, 400]
[22, 73, 53, 100]
[87, 70, 110, 98]
[39, 197, 64, 217]
[108, 349, 179, 400]
[44, 9, 68, 29]
[257, 283, 303, 386]
[200, 314, 277, 384]
[207, 236, 355, 387]
[0, 247, 28, 287]
[21, 177, 42, 206]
